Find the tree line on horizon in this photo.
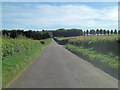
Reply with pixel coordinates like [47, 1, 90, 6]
[53, 28, 120, 37]
[2, 28, 120, 39]
[2, 30, 52, 40]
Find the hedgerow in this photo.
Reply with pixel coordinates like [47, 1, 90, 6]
[2, 37, 41, 58]
[65, 44, 118, 79]
[55, 35, 119, 79]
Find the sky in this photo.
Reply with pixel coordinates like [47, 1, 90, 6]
[2, 2, 118, 31]
[2, 0, 120, 2]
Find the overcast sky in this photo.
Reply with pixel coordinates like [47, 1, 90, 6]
[2, 2, 118, 30]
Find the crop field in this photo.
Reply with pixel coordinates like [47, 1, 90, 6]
[54, 35, 119, 79]
[2, 36, 51, 88]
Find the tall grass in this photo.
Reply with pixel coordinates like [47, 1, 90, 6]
[2, 37, 51, 88]
[2, 36, 41, 57]
[55, 35, 119, 79]
[55, 35, 118, 57]
[68, 35, 118, 56]
[66, 44, 118, 78]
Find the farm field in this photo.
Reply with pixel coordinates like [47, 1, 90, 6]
[1, 29, 119, 88]
[54, 35, 119, 79]
[2, 2, 119, 88]
[1, 30, 119, 88]
[2, 36, 51, 88]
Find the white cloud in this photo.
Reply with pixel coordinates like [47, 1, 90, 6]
[2, 0, 119, 2]
[2, 4, 118, 30]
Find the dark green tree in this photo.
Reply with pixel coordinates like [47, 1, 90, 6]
[90, 29, 96, 35]
[103, 29, 106, 35]
[86, 30, 89, 35]
[96, 29, 100, 35]
[53, 28, 83, 37]
[107, 30, 110, 35]
[83, 31, 85, 35]
[100, 29, 103, 35]
[114, 29, 117, 34]
[118, 30, 120, 34]
[2, 30, 51, 40]
[111, 30, 113, 35]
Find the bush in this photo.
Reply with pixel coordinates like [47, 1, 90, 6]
[2, 37, 41, 58]
[55, 35, 119, 79]
[65, 44, 118, 79]
[40, 41, 45, 44]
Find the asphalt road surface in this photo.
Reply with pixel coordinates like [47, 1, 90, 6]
[9, 39, 118, 88]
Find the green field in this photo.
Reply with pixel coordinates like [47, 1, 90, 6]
[2, 37, 51, 88]
[54, 35, 119, 79]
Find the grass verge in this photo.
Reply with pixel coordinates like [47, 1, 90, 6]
[2, 38, 51, 88]
[65, 44, 118, 79]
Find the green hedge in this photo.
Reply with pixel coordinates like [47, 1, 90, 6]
[65, 44, 118, 79]
[55, 35, 119, 79]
